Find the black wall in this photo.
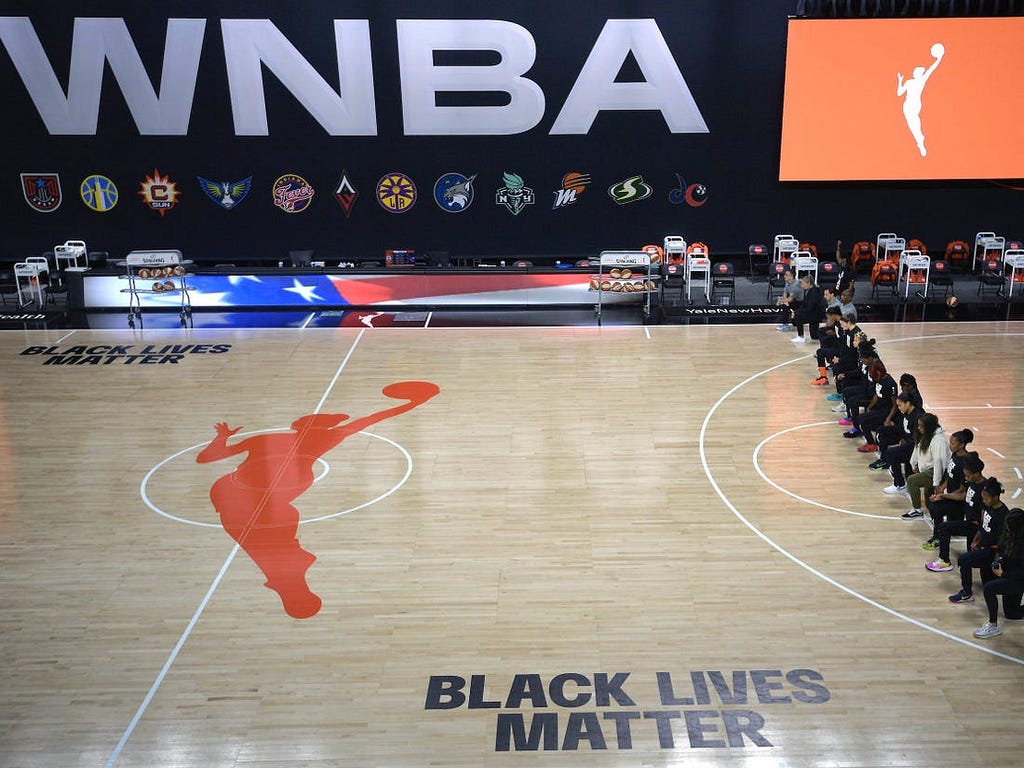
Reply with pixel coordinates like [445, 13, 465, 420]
[2, 0, 1021, 264]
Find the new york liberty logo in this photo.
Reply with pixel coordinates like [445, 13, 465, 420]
[495, 172, 535, 215]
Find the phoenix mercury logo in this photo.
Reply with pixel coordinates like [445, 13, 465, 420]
[196, 381, 440, 619]
[897, 42, 943, 157]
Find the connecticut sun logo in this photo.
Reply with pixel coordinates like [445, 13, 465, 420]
[138, 169, 181, 216]
[376, 172, 417, 213]
[80, 174, 118, 212]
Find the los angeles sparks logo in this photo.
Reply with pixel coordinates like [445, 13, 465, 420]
[196, 382, 439, 619]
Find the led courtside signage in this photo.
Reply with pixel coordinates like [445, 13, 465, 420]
[780, 18, 1024, 181]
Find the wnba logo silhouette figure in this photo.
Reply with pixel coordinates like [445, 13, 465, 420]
[897, 42, 944, 157]
[197, 381, 440, 618]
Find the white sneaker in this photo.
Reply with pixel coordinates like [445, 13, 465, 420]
[775, 324, 790, 331]
[831, 404, 847, 413]
[973, 622, 1002, 639]
[882, 484, 907, 495]
[790, 336, 808, 344]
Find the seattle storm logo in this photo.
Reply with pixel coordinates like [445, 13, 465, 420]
[434, 172, 476, 213]
[495, 172, 535, 216]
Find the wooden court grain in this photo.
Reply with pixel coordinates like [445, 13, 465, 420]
[1, 321, 1023, 767]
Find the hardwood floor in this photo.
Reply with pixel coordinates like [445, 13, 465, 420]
[1, 321, 1022, 767]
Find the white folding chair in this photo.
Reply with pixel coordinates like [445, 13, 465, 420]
[792, 252, 818, 283]
[973, 233, 1004, 272]
[897, 251, 930, 299]
[875, 232, 898, 262]
[663, 236, 686, 266]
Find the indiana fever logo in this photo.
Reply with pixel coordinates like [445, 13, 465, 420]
[196, 381, 440, 619]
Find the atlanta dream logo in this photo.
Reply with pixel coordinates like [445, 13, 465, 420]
[20, 173, 61, 212]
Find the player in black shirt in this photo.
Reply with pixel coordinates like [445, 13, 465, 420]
[926, 453, 985, 571]
[922, 429, 974, 548]
[974, 508, 1024, 638]
[948, 478, 1009, 604]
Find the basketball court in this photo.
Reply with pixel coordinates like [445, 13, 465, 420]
[2, 320, 1023, 767]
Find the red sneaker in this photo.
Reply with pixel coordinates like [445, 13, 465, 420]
[857, 443, 879, 452]
[811, 376, 829, 386]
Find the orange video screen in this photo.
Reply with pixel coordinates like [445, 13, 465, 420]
[780, 18, 1024, 181]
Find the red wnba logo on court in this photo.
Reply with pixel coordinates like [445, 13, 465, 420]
[197, 381, 439, 618]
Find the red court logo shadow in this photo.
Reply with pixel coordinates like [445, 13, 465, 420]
[196, 381, 440, 618]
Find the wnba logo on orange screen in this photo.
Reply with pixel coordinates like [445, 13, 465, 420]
[196, 381, 440, 619]
[780, 18, 1024, 181]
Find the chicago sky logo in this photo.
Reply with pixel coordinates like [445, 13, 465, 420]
[20, 173, 61, 212]
[552, 172, 590, 210]
[433, 172, 476, 213]
[608, 174, 652, 205]
[495, 172, 535, 215]
[376, 172, 417, 213]
[334, 172, 357, 217]
[273, 173, 315, 213]
[80, 174, 118, 211]
[198, 176, 252, 210]
[138, 169, 180, 216]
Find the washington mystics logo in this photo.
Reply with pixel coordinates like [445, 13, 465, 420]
[20, 173, 61, 212]
[433, 172, 476, 213]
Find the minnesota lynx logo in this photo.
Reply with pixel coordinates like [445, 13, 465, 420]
[495, 172, 535, 215]
[434, 172, 476, 213]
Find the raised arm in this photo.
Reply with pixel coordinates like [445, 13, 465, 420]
[196, 422, 246, 463]
[339, 381, 440, 436]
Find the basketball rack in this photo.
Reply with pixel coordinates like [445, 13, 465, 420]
[593, 250, 655, 324]
[118, 249, 194, 328]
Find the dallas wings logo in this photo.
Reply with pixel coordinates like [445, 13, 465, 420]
[197, 176, 253, 210]
[20, 173, 61, 212]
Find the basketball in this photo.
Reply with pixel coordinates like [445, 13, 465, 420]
[946, 295, 959, 308]
[382, 381, 440, 402]
[931, 42, 944, 58]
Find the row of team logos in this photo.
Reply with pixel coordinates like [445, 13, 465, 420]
[18, 171, 709, 216]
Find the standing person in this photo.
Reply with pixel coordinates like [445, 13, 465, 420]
[902, 413, 951, 520]
[923, 429, 974, 548]
[949, 478, 1009, 605]
[790, 275, 825, 344]
[926, 453, 986, 572]
[974, 508, 1024, 638]
[196, 381, 440, 618]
